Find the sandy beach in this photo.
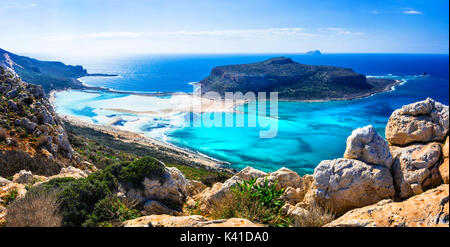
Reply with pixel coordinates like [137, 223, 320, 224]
[58, 114, 232, 172]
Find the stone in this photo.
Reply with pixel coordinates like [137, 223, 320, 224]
[122, 214, 264, 227]
[38, 107, 55, 125]
[194, 166, 267, 213]
[118, 166, 189, 209]
[326, 184, 449, 227]
[281, 204, 311, 226]
[186, 179, 207, 196]
[20, 118, 37, 132]
[385, 98, 449, 146]
[263, 167, 304, 189]
[344, 125, 393, 168]
[143, 200, 178, 216]
[306, 158, 395, 215]
[0, 176, 11, 187]
[6, 88, 18, 98]
[391, 142, 443, 199]
[440, 137, 449, 184]
[12, 170, 33, 184]
[58, 166, 89, 179]
[7, 100, 17, 111]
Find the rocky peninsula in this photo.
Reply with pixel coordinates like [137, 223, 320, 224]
[199, 57, 400, 101]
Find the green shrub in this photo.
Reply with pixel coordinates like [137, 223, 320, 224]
[211, 178, 290, 227]
[2, 189, 18, 206]
[56, 170, 119, 226]
[83, 194, 142, 227]
[118, 156, 166, 188]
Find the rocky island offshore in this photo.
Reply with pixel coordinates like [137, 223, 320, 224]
[199, 57, 400, 101]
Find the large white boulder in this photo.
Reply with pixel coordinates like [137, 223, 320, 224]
[344, 125, 393, 168]
[385, 98, 449, 146]
[305, 158, 395, 215]
[391, 142, 443, 198]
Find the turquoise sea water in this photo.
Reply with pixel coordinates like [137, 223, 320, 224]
[54, 54, 449, 175]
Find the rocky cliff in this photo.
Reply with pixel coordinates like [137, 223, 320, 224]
[0, 66, 86, 178]
[199, 57, 399, 100]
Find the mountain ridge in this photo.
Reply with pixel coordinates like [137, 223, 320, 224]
[0, 48, 115, 92]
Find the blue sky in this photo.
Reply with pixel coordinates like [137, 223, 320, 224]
[0, 0, 448, 57]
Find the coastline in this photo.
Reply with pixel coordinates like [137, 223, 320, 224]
[47, 77, 404, 174]
[57, 113, 233, 173]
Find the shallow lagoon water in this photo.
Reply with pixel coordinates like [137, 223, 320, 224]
[55, 54, 449, 175]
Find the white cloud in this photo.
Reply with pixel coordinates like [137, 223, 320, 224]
[47, 28, 315, 41]
[403, 10, 423, 15]
[4, 3, 37, 9]
[371, 10, 379, 14]
[318, 27, 364, 36]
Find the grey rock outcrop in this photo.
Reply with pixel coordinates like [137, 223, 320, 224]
[305, 158, 395, 215]
[12, 170, 33, 184]
[385, 98, 449, 146]
[391, 142, 443, 198]
[344, 125, 393, 168]
[118, 165, 189, 210]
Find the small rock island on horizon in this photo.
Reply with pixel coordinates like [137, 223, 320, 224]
[305, 50, 322, 55]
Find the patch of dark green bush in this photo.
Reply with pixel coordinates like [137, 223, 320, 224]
[83, 194, 142, 227]
[118, 156, 166, 188]
[27, 156, 165, 226]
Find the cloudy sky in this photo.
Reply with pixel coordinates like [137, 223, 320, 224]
[0, 0, 448, 58]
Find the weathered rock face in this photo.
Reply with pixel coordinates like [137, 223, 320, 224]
[0, 176, 11, 187]
[194, 166, 267, 213]
[326, 184, 449, 227]
[385, 98, 449, 146]
[186, 180, 207, 197]
[119, 166, 189, 210]
[263, 167, 304, 189]
[143, 200, 179, 216]
[343, 125, 393, 168]
[0, 65, 77, 176]
[391, 142, 443, 199]
[440, 137, 449, 184]
[12, 170, 33, 184]
[122, 214, 264, 227]
[306, 158, 395, 215]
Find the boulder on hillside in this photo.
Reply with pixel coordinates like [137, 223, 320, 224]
[262, 167, 306, 189]
[186, 179, 207, 196]
[194, 166, 267, 213]
[12, 170, 33, 184]
[385, 98, 449, 146]
[0, 176, 11, 187]
[305, 158, 395, 215]
[344, 125, 393, 168]
[391, 142, 443, 199]
[326, 184, 449, 227]
[143, 200, 179, 216]
[440, 137, 449, 184]
[118, 161, 189, 211]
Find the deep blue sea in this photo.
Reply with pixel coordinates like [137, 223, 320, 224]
[54, 54, 449, 175]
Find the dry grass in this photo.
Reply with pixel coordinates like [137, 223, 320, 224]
[5, 192, 63, 227]
[291, 204, 335, 227]
[36, 135, 49, 148]
[0, 127, 8, 141]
